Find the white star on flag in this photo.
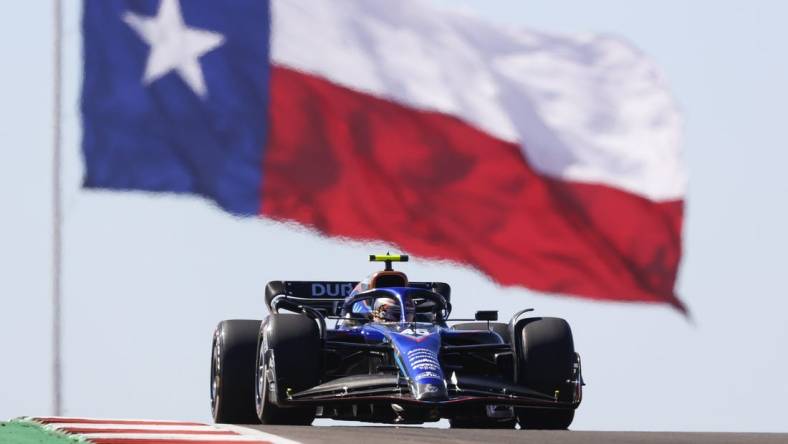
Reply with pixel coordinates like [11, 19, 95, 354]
[123, 0, 225, 98]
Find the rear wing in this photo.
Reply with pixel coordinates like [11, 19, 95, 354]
[265, 280, 451, 316]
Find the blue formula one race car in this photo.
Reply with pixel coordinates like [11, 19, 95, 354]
[210, 255, 583, 429]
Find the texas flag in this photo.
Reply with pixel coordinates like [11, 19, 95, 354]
[82, 0, 686, 310]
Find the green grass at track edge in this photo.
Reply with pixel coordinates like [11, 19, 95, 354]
[0, 419, 86, 444]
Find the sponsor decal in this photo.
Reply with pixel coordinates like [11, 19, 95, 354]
[407, 348, 441, 374]
[412, 358, 439, 366]
[415, 371, 441, 380]
[423, 384, 440, 393]
[407, 349, 437, 357]
[401, 328, 431, 335]
[311, 282, 354, 297]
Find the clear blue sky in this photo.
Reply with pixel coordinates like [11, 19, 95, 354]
[1, 0, 787, 432]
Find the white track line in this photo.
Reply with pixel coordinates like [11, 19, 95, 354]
[215, 425, 301, 444]
[45, 423, 226, 432]
[78, 433, 271, 441]
[31, 416, 204, 424]
[28, 416, 300, 444]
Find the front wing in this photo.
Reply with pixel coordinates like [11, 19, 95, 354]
[284, 374, 580, 411]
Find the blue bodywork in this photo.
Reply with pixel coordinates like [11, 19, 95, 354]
[255, 272, 582, 425]
[333, 287, 502, 401]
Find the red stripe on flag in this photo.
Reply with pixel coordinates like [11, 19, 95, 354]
[263, 66, 685, 309]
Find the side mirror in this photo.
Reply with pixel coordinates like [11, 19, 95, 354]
[475, 310, 498, 321]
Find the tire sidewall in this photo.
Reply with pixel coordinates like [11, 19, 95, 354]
[255, 314, 320, 425]
[210, 320, 261, 424]
[514, 317, 577, 430]
[210, 327, 222, 419]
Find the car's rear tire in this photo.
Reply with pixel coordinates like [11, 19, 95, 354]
[451, 322, 510, 344]
[210, 320, 261, 424]
[514, 317, 576, 430]
[256, 314, 320, 425]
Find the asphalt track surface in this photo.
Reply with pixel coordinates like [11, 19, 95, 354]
[254, 425, 788, 444]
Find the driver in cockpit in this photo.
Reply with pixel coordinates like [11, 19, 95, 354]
[371, 297, 416, 323]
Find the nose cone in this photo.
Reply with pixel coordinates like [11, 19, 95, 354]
[388, 331, 448, 401]
[411, 380, 448, 401]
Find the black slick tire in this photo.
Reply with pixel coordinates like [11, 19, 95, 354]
[514, 317, 576, 430]
[210, 319, 261, 424]
[256, 314, 320, 425]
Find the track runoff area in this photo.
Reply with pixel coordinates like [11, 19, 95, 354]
[3, 417, 786, 444]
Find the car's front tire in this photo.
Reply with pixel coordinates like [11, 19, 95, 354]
[256, 314, 320, 425]
[210, 319, 261, 424]
[514, 317, 577, 430]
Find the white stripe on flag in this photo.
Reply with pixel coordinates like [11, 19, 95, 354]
[271, 0, 685, 200]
